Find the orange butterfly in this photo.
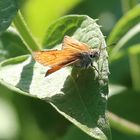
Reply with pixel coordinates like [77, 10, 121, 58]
[33, 36, 100, 77]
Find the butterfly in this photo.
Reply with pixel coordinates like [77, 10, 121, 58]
[33, 36, 100, 77]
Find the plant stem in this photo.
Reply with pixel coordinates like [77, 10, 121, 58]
[121, 0, 137, 14]
[108, 111, 140, 136]
[13, 11, 41, 53]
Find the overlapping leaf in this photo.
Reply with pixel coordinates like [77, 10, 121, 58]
[0, 0, 21, 34]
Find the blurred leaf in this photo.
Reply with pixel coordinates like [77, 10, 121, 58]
[108, 4, 140, 45]
[0, 15, 111, 140]
[23, 0, 82, 42]
[109, 84, 127, 97]
[121, 0, 138, 14]
[59, 126, 95, 140]
[10, 95, 49, 140]
[108, 111, 140, 137]
[109, 44, 140, 88]
[0, 98, 19, 139]
[108, 89, 140, 124]
[108, 90, 140, 139]
[109, 55, 132, 87]
[128, 44, 140, 91]
[111, 127, 140, 140]
[0, 27, 29, 62]
[24, 98, 70, 139]
[109, 23, 140, 60]
[107, 4, 140, 61]
[0, 0, 20, 34]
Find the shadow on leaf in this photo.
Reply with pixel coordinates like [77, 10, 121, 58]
[49, 67, 108, 137]
[16, 58, 35, 93]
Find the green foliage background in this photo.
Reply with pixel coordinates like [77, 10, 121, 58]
[0, 0, 140, 140]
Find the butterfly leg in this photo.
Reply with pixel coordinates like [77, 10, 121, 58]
[91, 63, 100, 77]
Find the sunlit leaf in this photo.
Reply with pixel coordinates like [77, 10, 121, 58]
[0, 15, 110, 140]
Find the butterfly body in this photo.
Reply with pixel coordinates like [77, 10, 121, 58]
[76, 50, 99, 68]
[33, 36, 100, 77]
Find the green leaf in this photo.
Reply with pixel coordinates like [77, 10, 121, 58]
[109, 44, 140, 88]
[121, 0, 138, 14]
[0, 27, 29, 62]
[0, 0, 20, 34]
[43, 15, 101, 49]
[107, 4, 140, 45]
[108, 111, 140, 137]
[109, 55, 131, 87]
[111, 127, 140, 140]
[109, 84, 127, 97]
[0, 15, 110, 140]
[107, 5, 140, 61]
[109, 23, 140, 60]
[108, 89, 140, 137]
[59, 126, 95, 140]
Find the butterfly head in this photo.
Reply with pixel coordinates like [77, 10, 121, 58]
[89, 49, 100, 60]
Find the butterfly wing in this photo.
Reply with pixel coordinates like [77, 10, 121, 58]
[33, 49, 80, 67]
[62, 36, 90, 51]
[33, 36, 90, 76]
[33, 50, 79, 76]
[45, 59, 78, 76]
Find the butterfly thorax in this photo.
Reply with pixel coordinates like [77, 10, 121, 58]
[76, 49, 99, 68]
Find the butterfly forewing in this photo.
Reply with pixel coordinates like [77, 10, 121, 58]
[33, 49, 80, 67]
[62, 36, 90, 51]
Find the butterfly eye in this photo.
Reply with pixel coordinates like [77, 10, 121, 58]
[89, 54, 95, 58]
[89, 51, 99, 58]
